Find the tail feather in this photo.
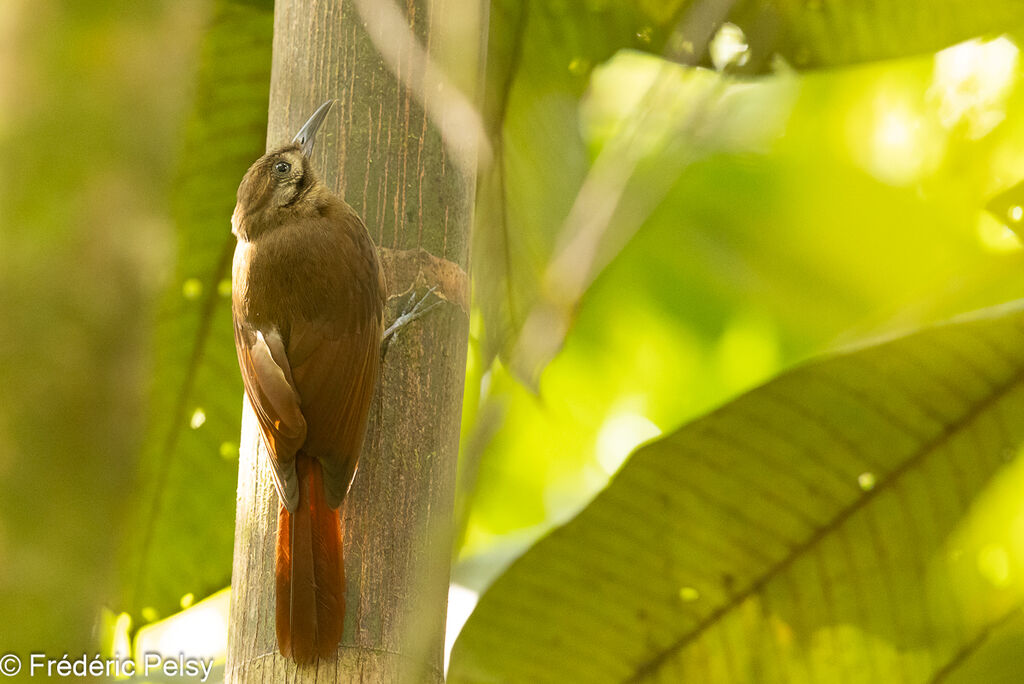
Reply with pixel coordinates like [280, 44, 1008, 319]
[275, 454, 345, 664]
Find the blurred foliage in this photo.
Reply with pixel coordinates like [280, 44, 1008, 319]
[0, 0, 204, 664]
[450, 303, 1024, 681]
[458, 14, 1024, 591]
[7, 0, 1024, 679]
[474, 0, 1024, 375]
[117, 0, 273, 624]
[716, 0, 1024, 74]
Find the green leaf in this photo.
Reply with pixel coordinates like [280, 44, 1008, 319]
[474, 1, 1024, 372]
[450, 303, 1024, 682]
[458, 43, 1024, 575]
[117, 0, 272, 621]
[474, 1, 684, 364]
[721, 0, 1024, 74]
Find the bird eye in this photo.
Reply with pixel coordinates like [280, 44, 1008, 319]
[273, 161, 291, 175]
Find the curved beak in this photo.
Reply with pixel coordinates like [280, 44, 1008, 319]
[292, 100, 336, 156]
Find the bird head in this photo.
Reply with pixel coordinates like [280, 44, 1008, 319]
[233, 100, 336, 239]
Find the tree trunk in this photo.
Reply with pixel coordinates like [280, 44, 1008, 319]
[225, 0, 483, 681]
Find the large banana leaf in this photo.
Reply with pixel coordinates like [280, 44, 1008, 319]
[450, 303, 1024, 682]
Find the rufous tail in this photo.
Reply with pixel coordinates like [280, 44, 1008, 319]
[275, 454, 345, 664]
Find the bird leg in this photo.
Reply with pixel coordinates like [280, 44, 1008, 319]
[382, 286, 442, 354]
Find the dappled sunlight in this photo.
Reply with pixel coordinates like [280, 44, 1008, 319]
[103, 610, 132, 661]
[507, 49, 798, 382]
[977, 544, 1013, 588]
[133, 588, 229, 664]
[595, 405, 662, 476]
[857, 472, 877, 492]
[799, 624, 935, 683]
[837, 35, 1022, 189]
[848, 88, 944, 186]
[444, 584, 479, 674]
[931, 37, 1019, 139]
[189, 407, 206, 430]
[709, 22, 750, 72]
[937, 448, 1024, 626]
[581, 50, 796, 159]
[975, 212, 1023, 253]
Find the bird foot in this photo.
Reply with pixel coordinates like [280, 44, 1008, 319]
[382, 286, 442, 353]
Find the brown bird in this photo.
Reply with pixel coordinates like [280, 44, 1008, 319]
[231, 101, 385, 664]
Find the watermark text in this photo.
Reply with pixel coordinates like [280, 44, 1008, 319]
[0, 652, 215, 681]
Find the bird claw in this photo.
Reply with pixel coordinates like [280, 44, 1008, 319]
[383, 286, 442, 346]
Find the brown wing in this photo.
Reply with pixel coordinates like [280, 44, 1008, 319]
[234, 322, 307, 510]
[234, 205, 385, 512]
[287, 311, 382, 509]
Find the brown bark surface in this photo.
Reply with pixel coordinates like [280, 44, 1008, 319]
[226, 0, 480, 680]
